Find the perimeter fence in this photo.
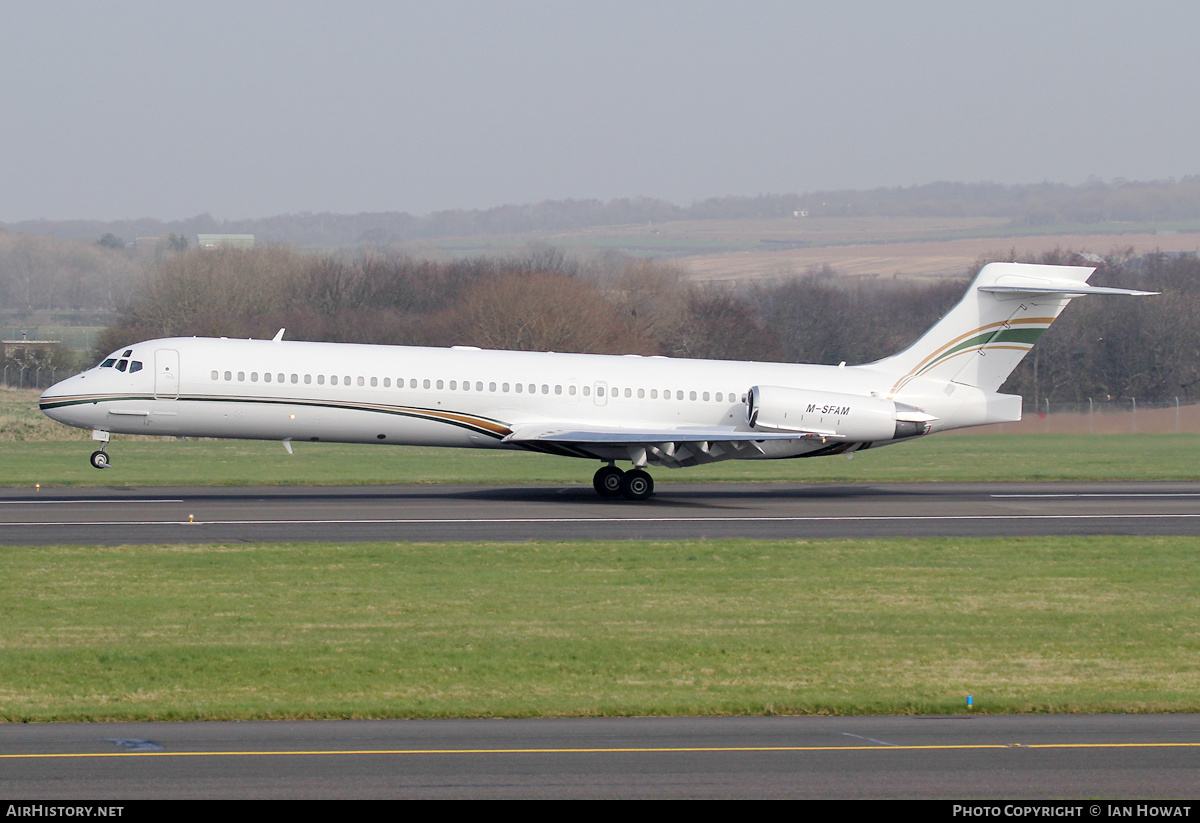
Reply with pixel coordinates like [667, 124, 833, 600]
[1, 366, 60, 390]
[952, 399, 1200, 435]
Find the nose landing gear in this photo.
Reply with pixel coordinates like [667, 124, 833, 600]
[591, 464, 655, 501]
[89, 449, 110, 469]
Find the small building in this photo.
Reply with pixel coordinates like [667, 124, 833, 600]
[197, 234, 255, 249]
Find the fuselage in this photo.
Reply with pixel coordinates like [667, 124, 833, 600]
[40, 335, 936, 462]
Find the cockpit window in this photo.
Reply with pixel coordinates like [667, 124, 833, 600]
[116, 360, 128, 372]
[101, 359, 117, 368]
[123, 350, 133, 357]
[129, 361, 143, 373]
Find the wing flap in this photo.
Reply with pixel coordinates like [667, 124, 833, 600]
[503, 423, 822, 444]
[503, 422, 836, 468]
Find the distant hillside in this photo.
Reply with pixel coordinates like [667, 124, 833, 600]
[6, 177, 1200, 248]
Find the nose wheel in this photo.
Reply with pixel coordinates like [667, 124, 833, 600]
[89, 450, 110, 469]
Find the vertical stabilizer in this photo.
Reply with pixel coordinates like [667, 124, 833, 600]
[874, 262, 1150, 395]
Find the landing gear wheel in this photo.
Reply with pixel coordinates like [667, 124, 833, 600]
[620, 469, 654, 501]
[593, 465, 624, 497]
[89, 450, 110, 470]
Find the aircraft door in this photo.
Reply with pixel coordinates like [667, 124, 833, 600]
[155, 349, 180, 400]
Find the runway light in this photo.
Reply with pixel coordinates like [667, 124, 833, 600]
[188, 514, 194, 523]
[35, 484, 40, 492]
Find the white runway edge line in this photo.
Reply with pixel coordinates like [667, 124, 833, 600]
[0, 499, 184, 505]
[992, 493, 1200, 498]
[4, 513, 1200, 528]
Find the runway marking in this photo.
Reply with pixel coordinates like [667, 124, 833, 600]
[993, 493, 1200, 498]
[3, 513, 1200, 528]
[0, 499, 183, 506]
[4, 741, 1200, 759]
[840, 733, 899, 746]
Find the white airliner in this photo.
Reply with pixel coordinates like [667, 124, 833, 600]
[40, 262, 1152, 500]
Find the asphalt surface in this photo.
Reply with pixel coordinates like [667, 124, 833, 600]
[3, 714, 1199, 799]
[2, 481, 1200, 544]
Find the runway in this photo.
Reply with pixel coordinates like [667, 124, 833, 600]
[3, 714, 1199, 799]
[2, 481, 1199, 544]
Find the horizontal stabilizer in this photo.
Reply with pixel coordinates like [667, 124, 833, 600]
[979, 283, 1157, 297]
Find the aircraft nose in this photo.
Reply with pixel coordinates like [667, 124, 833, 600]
[40, 373, 89, 426]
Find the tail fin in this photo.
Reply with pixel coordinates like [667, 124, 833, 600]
[875, 262, 1154, 395]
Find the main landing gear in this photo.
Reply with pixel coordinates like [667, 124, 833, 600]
[592, 464, 655, 501]
[89, 449, 111, 469]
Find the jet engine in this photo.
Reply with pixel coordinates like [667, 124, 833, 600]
[746, 385, 933, 441]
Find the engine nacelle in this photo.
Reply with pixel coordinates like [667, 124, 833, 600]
[746, 385, 933, 442]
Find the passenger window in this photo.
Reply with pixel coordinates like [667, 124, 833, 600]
[703, 391, 709, 401]
[637, 388, 644, 398]
[317, 375, 325, 385]
[410, 379, 417, 389]
[436, 380, 444, 390]
[211, 370, 218, 380]
[292, 374, 299, 384]
[716, 392, 723, 402]
[528, 384, 535, 394]
[569, 385, 576, 396]
[515, 383, 523, 393]
[503, 383, 510, 392]
[304, 374, 311, 384]
[583, 386, 591, 396]
[331, 376, 338, 386]
[358, 377, 365, 387]
[624, 388, 631, 398]
[238, 372, 245, 382]
[651, 389, 657, 399]
[449, 380, 457, 390]
[278, 373, 284, 383]
[489, 382, 496, 392]
[225, 371, 232, 381]
[370, 377, 377, 387]
[555, 385, 562, 395]
[476, 382, 484, 391]
[344, 376, 350, 385]
[264, 373, 271, 383]
[689, 391, 696, 401]
[677, 391, 684, 400]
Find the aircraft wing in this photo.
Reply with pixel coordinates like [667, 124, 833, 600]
[502, 422, 835, 467]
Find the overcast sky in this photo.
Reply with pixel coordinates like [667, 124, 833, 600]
[3, 0, 1198, 222]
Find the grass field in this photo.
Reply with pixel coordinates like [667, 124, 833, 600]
[6, 433, 1200, 489]
[2, 536, 1198, 721]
